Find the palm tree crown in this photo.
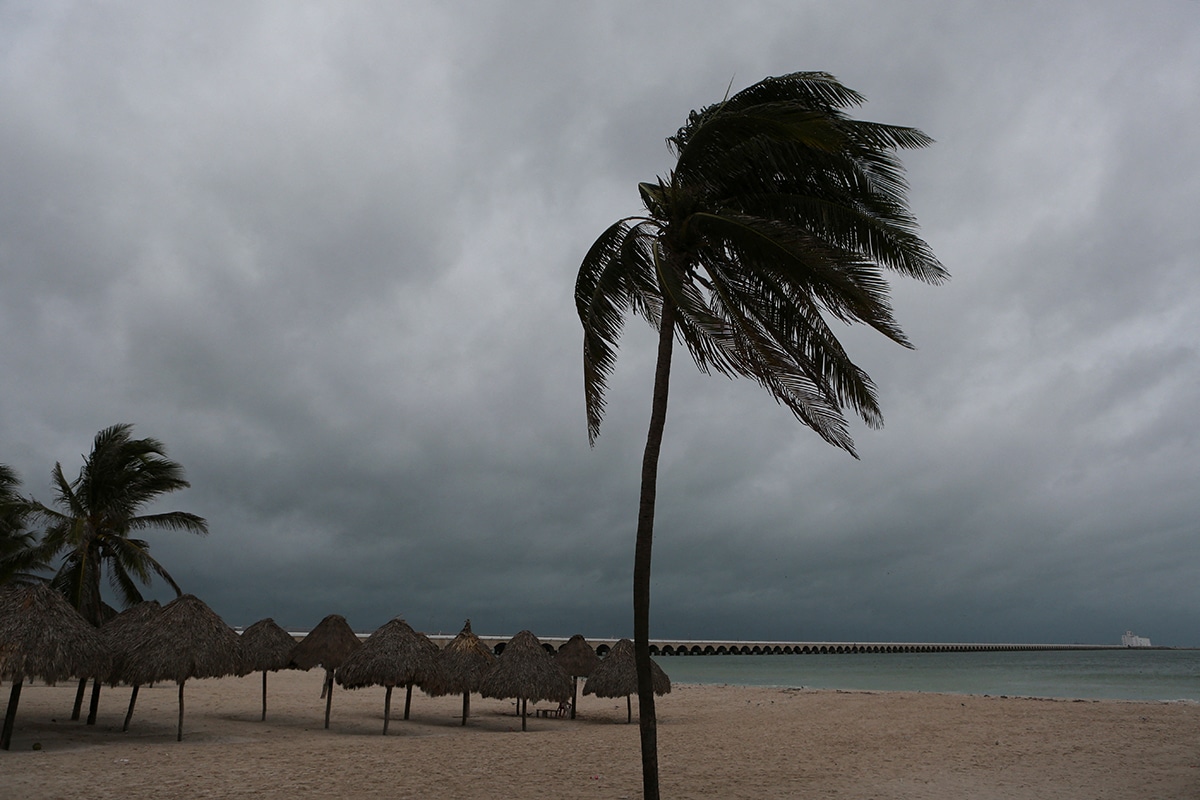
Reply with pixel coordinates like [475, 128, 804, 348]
[577, 71, 948, 454]
[31, 424, 208, 625]
[0, 464, 52, 587]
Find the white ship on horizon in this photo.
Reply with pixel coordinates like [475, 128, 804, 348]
[1121, 630, 1152, 648]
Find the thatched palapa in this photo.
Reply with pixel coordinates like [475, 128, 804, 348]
[479, 630, 570, 731]
[289, 613, 361, 729]
[238, 617, 297, 721]
[121, 594, 245, 741]
[555, 633, 600, 720]
[583, 638, 671, 723]
[100, 600, 162, 732]
[336, 617, 442, 734]
[426, 619, 496, 725]
[0, 583, 108, 750]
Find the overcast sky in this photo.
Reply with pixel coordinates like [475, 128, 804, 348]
[3, 1, 1197, 646]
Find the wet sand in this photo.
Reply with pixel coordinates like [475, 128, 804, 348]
[5, 668, 1199, 799]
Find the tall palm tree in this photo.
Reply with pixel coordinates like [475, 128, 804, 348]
[0, 464, 51, 587]
[30, 423, 208, 721]
[576, 72, 947, 799]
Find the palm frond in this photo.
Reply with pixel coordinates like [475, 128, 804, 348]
[576, 71, 944, 453]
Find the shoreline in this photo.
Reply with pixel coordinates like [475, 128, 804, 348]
[6, 669, 1199, 798]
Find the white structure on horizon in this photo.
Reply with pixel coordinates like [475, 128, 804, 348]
[1122, 630, 1152, 648]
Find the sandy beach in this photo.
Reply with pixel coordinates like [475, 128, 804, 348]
[4, 668, 1198, 799]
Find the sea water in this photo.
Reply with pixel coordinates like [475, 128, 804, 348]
[656, 649, 1200, 701]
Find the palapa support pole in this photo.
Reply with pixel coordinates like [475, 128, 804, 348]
[571, 677, 579, 720]
[323, 670, 334, 729]
[70, 677, 87, 721]
[461, 692, 470, 726]
[176, 680, 185, 742]
[521, 697, 527, 732]
[261, 670, 268, 721]
[86, 677, 101, 725]
[123, 685, 140, 732]
[383, 685, 393, 735]
[403, 681, 413, 720]
[2, 680, 23, 750]
[626, 694, 632, 724]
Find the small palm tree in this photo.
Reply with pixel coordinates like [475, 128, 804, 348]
[576, 72, 947, 799]
[32, 424, 208, 626]
[0, 464, 52, 587]
[30, 424, 208, 722]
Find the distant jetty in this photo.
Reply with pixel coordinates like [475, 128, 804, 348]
[276, 630, 1139, 656]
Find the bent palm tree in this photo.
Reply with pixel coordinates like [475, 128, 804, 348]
[576, 72, 946, 799]
[29, 424, 208, 721]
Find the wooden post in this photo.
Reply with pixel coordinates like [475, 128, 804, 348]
[122, 685, 139, 732]
[70, 677, 86, 721]
[261, 670, 268, 721]
[1, 680, 23, 750]
[461, 691, 470, 726]
[176, 680, 185, 742]
[383, 685, 393, 735]
[323, 670, 334, 729]
[86, 677, 101, 725]
[403, 681, 413, 720]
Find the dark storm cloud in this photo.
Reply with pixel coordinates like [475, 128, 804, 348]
[2, 2, 1198, 645]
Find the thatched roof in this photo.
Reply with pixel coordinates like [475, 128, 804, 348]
[0, 582, 107, 683]
[335, 618, 442, 690]
[122, 594, 244, 685]
[427, 619, 496, 696]
[583, 638, 671, 698]
[555, 633, 600, 677]
[100, 600, 162, 684]
[289, 614, 361, 671]
[479, 630, 571, 703]
[239, 618, 297, 673]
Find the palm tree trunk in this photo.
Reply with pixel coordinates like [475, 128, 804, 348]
[634, 297, 676, 800]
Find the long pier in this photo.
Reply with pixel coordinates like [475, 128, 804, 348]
[421, 635, 1126, 657]
[280, 628, 1130, 657]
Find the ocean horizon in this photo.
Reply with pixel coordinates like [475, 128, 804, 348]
[653, 648, 1200, 702]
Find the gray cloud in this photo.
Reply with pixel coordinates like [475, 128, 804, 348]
[3, 1, 1198, 646]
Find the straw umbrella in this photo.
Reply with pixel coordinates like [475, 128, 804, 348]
[100, 599, 162, 732]
[0, 583, 107, 750]
[121, 594, 245, 741]
[289, 613, 361, 729]
[426, 619, 496, 725]
[238, 618, 297, 721]
[555, 633, 600, 720]
[479, 630, 570, 731]
[335, 618, 442, 734]
[583, 638, 671, 723]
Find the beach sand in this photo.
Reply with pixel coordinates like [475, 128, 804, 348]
[4, 668, 1198, 799]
